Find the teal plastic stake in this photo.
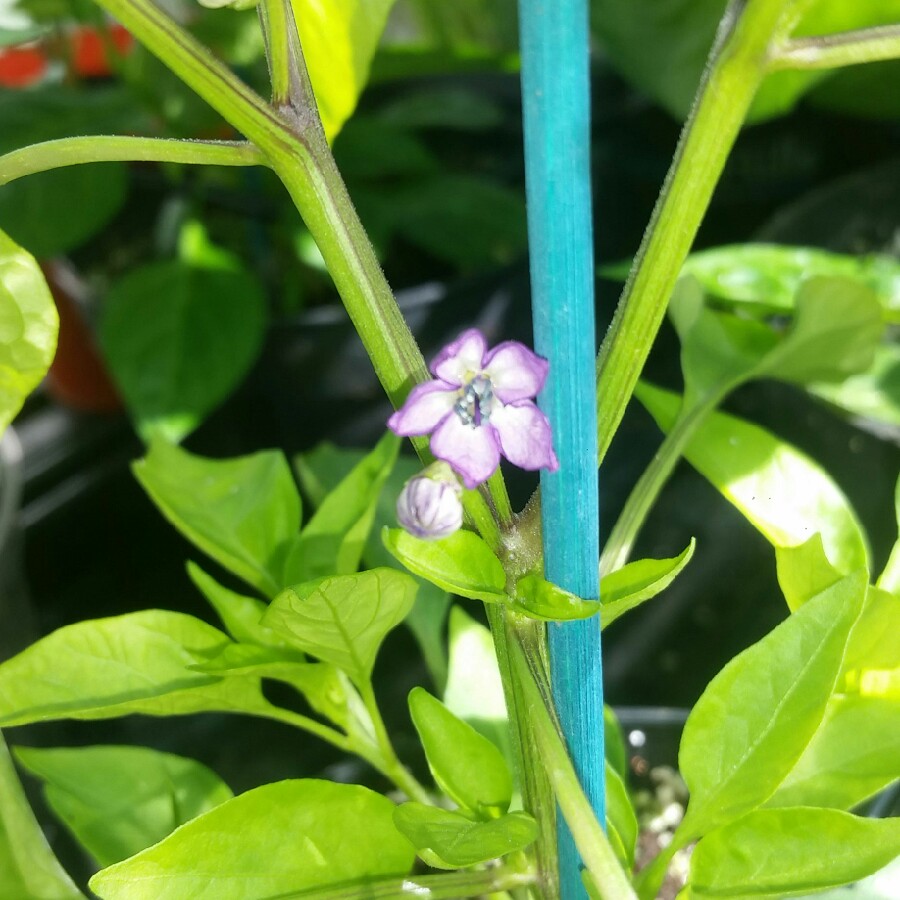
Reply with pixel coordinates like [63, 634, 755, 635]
[517, 0, 604, 897]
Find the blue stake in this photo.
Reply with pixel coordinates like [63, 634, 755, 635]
[517, 0, 604, 896]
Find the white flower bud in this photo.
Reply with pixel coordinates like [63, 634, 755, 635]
[396, 464, 463, 540]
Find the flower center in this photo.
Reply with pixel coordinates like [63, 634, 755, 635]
[454, 374, 494, 427]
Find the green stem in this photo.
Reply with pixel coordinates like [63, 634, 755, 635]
[273, 863, 536, 899]
[489, 609, 558, 897]
[259, 0, 292, 105]
[600, 397, 715, 575]
[92, 0, 290, 152]
[359, 681, 431, 804]
[0, 137, 264, 185]
[593, 0, 805, 465]
[633, 839, 681, 900]
[509, 640, 637, 900]
[770, 23, 900, 70]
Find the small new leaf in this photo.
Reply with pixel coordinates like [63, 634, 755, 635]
[382, 527, 507, 602]
[408, 687, 512, 817]
[392, 804, 537, 869]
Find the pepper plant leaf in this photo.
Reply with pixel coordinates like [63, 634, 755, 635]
[99, 234, 266, 444]
[0, 731, 82, 899]
[134, 441, 302, 598]
[290, 0, 398, 142]
[600, 540, 696, 627]
[0, 611, 273, 726]
[408, 686, 512, 817]
[284, 431, 399, 582]
[186, 562, 284, 648]
[512, 574, 601, 621]
[382, 527, 507, 602]
[89, 780, 415, 899]
[392, 804, 537, 869]
[297, 443, 451, 689]
[686, 808, 900, 899]
[14, 745, 232, 868]
[0, 228, 59, 434]
[676, 569, 867, 840]
[263, 569, 417, 686]
[774, 534, 842, 613]
[636, 382, 870, 573]
[605, 762, 637, 871]
[443, 606, 511, 763]
[680, 244, 900, 320]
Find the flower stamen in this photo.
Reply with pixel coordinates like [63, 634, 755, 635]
[454, 374, 494, 427]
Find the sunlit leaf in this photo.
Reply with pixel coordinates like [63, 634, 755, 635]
[14, 745, 231, 867]
[0, 228, 58, 433]
[89, 780, 415, 899]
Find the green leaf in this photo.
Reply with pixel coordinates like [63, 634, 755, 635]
[878, 475, 900, 595]
[0, 86, 132, 256]
[284, 432, 399, 581]
[392, 804, 536, 869]
[382, 527, 507, 602]
[600, 540, 696, 628]
[512, 574, 600, 621]
[0, 731, 82, 899]
[191, 643, 367, 740]
[671, 275, 883, 409]
[775, 534, 842, 613]
[810, 343, 900, 434]
[290, 0, 398, 141]
[677, 570, 867, 839]
[636, 381, 870, 573]
[0, 610, 270, 726]
[766, 694, 900, 811]
[99, 254, 266, 443]
[604, 706, 628, 782]
[0, 229, 58, 433]
[14, 745, 232, 868]
[605, 763, 637, 871]
[263, 569, 417, 685]
[590, 1, 900, 125]
[134, 441, 301, 597]
[686, 808, 900, 899]
[443, 606, 511, 764]
[186, 562, 284, 647]
[681, 244, 900, 320]
[89, 779, 415, 899]
[408, 686, 512, 817]
[756, 278, 884, 386]
[297, 445, 451, 687]
[769, 586, 900, 810]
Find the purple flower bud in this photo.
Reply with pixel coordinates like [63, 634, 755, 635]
[397, 464, 463, 540]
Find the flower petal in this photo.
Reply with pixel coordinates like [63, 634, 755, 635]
[483, 341, 549, 403]
[388, 381, 457, 436]
[490, 401, 559, 472]
[430, 328, 487, 386]
[430, 414, 501, 489]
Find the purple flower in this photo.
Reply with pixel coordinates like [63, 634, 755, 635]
[388, 329, 559, 488]
[396, 463, 464, 540]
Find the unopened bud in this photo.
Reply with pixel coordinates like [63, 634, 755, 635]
[396, 463, 463, 540]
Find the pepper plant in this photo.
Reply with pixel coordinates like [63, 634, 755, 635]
[0, 0, 900, 898]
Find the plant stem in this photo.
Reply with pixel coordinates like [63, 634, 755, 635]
[633, 840, 681, 900]
[510, 640, 637, 900]
[259, 0, 292, 105]
[600, 397, 714, 575]
[358, 680, 431, 805]
[261, 704, 353, 755]
[769, 24, 900, 70]
[273, 862, 537, 899]
[0, 137, 264, 185]
[593, 0, 805, 466]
